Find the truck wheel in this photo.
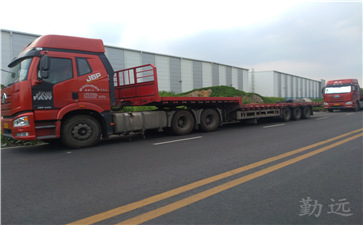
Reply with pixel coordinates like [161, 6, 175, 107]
[301, 107, 311, 119]
[200, 109, 220, 132]
[354, 102, 359, 111]
[171, 110, 195, 135]
[61, 115, 101, 148]
[281, 107, 291, 122]
[291, 107, 302, 120]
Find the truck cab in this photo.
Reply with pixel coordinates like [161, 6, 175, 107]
[1, 35, 115, 143]
[323, 79, 363, 112]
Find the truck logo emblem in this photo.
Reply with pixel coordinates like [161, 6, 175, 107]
[33, 91, 53, 101]
[334, 95, 340, 98]
[86, 73, 102, 83]
[2, 93, 7, 104]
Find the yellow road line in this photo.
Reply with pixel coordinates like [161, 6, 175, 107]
[67, 128, 363, 225]
[117, 132, 363, 225]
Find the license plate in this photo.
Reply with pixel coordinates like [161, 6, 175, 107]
[334, 104, 340, 106]
[4, 123, 8, 129]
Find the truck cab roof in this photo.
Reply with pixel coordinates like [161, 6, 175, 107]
[326, 79, 359, 86]
[28, 34, 105, 53]
[8, 35, 105, 67]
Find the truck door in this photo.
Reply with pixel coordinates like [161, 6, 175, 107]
[75, 55, 111, 110]
[32, 54, 77, 111]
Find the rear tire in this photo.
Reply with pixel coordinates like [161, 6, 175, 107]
[281, 107, 291, 122]
[171, 110, 195, 135]
[291, 107, 302, 120]
[301, 107, 311, 119]
[200, 109, 220, 132]
[61, 115, 101, 149]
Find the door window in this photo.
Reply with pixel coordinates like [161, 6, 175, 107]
[44, 58, 73, 84]
[76, 57, 92, 76]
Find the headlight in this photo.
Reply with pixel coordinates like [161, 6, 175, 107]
[13, 116, 29, 127]
[345, 101, 353, 105]
[324, 102, 328, 106]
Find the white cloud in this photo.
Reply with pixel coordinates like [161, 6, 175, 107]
[112, 0, 301, 46]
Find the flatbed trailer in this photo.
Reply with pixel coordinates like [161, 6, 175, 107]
[112, 64, 321, 131]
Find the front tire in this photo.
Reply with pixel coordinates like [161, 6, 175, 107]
[354, 102, 359, 111]
[61, 115, 101, 149]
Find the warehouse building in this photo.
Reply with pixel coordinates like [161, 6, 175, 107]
[1, 29, 322, 98]
[249, 70, 323, 99]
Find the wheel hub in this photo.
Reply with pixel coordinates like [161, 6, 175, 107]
[72, 123, 92, 140]
[178, 117, 186, 127]
[205, 115, 212, 125]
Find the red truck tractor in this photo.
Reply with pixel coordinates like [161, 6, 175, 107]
[323, 79, 363, 112]
[1, 35, 322, 148]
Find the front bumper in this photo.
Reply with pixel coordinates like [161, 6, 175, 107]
[1, 112, 37, 140]
[324, 101, 354, 109]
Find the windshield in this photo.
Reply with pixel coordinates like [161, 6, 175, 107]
[3, 58, 32, 88]
[324, 86, 352, 94]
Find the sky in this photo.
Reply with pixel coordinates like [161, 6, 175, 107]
[1, 0, 362, 85]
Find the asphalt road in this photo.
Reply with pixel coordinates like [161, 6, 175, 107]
[2, 111, 362, 225]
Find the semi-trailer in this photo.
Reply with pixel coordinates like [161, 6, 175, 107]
[1, 35, 322, 148]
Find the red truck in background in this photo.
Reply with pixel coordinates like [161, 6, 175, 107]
[323, 79, 363, 112]
[1, 34, 322, 148]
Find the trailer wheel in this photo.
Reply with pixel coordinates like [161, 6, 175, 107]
[61, 115, 101, 148]
[291, 107, 302, 120]
[301, 107, 311, 119]
[171, 110, 195, 135]
[281, 107, 291, 122]
[200, 109, 220, 132]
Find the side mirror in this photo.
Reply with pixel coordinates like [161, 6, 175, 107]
[321, 87, 325, 95]
[40, 55, 50, 79]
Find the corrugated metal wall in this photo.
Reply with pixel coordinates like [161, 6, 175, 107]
[193, 61, 203, 89]
[169, 57, 182, 93]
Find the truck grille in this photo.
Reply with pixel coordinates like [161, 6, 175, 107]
[327, 95, 345, 102]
